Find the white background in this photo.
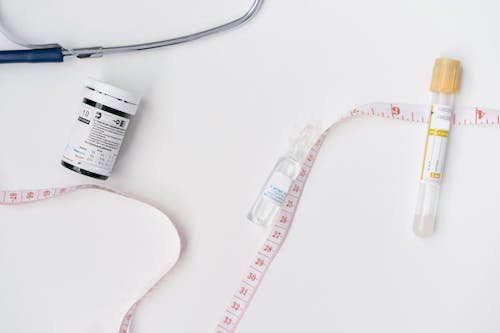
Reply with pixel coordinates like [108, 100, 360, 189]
[1, 0, 500, 332]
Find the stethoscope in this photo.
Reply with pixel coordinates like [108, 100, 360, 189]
[0, 0, 263, 64]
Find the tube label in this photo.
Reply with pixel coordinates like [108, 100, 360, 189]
[263, 172, 292, 205]
[420, 104, 452, 183]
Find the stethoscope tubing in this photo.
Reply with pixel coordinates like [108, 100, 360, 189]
[0, 0, 264, 64]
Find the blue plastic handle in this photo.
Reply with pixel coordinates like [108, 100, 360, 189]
[0, 47, 64, 64]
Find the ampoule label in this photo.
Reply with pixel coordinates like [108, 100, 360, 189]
[420, 104, 452, 183]
[262, 172, 292, 205]
[62, 102, 130, 177]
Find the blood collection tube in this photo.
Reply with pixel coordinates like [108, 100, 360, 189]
[414, 58, 461, 237]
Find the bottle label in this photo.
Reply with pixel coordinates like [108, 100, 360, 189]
[420, 104, 452, 183]
[262, 172, 293, 205]
[62, 102, 130, 177]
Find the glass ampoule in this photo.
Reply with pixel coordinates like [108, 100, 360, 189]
[248, 124, 319, 226]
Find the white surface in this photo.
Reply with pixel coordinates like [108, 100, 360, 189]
[1, 0, 500, 332]
[0, 189, 180, 332]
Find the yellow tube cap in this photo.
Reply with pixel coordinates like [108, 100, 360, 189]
[430, 58, 461, 94]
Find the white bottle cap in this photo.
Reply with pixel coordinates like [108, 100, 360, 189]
[84, 78, 142, 115]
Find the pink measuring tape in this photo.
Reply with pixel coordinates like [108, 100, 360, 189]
[215, 102, 500, 332]
[0, 184, 171, 333]
[2, 103, 500, 332]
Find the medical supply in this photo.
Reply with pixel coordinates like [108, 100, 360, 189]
[2, 102, 498, 333]
[61, 79, 141, 180]
[218, 101, 499, 332]
[414, 59, 461, 237]
[248, 125, 319, 226]
[0, 0, 263, 63]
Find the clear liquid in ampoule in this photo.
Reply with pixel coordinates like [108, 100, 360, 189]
[247, 156, 301, 226]
[248, 124, 319, 227]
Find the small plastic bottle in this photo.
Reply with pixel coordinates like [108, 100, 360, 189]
[414, 58, 461, 237]
[248, 125, 319, 226]
[61, 79, 141, 180]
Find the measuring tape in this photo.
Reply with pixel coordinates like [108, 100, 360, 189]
[215, 102, 500, 333]
[0, 184, 176, 333]
[2, 102, 500, 332]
